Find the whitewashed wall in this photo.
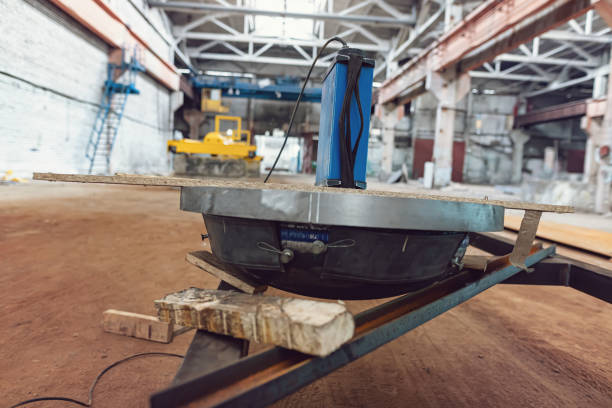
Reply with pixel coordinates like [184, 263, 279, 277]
[0, 0, 174, 178]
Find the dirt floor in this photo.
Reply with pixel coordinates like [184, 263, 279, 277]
[1, 182, 611, 407]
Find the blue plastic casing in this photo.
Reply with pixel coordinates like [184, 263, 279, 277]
[315, 49, 374, 189]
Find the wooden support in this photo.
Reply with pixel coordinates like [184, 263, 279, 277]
[463, 255, 496, 272]
[155, 288, 355, 357]
[186, 251, 267, 294]
[103, 309, 173, 343]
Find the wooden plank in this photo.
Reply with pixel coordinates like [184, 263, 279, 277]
[103, 309, 173, 343]
[505, 215, 612, 257]
[32, 173, 573, 213]
[186, 251, 267, 294]
[155, 288, 355, 357]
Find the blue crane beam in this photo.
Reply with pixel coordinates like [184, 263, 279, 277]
[191, 77, 322, 103]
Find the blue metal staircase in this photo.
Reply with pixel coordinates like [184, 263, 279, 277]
[86, 49, 145, 174]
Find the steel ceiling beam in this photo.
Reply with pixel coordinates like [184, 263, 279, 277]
[541, 30, 612, 43]
[522, 65, 609, 98]
[494, 54, 599, 68]
[190, 53, 332, 68]
[148, 1, 416, 26]
[379, 0, 596, 104]
[181, 32, 386, 53]
[469, 71, 552, 83]
[390, 3, 446, 62]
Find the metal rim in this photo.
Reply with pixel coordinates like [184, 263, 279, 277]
[180, 186, 504, 232]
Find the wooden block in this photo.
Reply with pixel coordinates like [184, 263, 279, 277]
[173, 325, 193, 337]
[155, 287, 354, 357]
[462, 253, 525, 273]
[186, 251, 267, 294]
[103, 309, 173, 343]
[462, 255, 490, 271]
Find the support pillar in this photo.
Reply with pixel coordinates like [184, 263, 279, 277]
[510, 130, 530, 184]
[581, 115, 603, 184]
[183, 109, 206, 140]
[378, 103, 401, 176]
[595, 45, 612, 213]
[427, 71, 470, 187]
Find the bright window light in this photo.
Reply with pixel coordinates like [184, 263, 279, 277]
[252, 0, 321, 40]
[204, 70, 255, 78]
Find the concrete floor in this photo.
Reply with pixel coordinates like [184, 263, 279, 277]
[1, 182, 611, 407]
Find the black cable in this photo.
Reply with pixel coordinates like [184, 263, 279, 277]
[9, 352, 184, 408]
[10, 397, 88, 408]
[337, 53, 364, 187]
[263, 36, 348, 183]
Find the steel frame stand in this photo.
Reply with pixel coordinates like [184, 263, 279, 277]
[151, 234, 611, 408]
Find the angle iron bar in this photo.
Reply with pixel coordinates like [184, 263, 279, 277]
[150, 245, 554, 408]
[503, 257, 612, 304]
[568, 263, 612, 303]
[470, 233, 612, 303]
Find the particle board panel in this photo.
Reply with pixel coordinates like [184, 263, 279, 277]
[33, 173, 574, 213]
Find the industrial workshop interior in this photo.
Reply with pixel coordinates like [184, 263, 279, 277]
[2, 0, 612, 407]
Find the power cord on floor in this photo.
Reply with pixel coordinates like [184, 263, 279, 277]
[9, 352, 184, 408]
[263, 36, 348, 183]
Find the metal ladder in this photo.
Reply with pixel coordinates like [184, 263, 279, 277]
[86, 48, 145, 174]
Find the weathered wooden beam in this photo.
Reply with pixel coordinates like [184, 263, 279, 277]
[103, 309, 173, 343]
[186, 251, 267, 295]
[155, 288, 355, 357]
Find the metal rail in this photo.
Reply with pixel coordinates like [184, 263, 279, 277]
[470, 232, 612, 304]
[151, 244, 554, 408]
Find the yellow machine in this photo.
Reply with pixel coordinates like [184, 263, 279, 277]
[200, 88, 229, 114]
[168, 115, 261, 161]
[168, 115, 262, 178]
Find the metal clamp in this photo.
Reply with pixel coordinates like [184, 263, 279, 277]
[257, 242, 294, 264]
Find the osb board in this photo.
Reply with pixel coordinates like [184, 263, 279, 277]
[33, 173, 573, 213]
[505, 215, 612, 258]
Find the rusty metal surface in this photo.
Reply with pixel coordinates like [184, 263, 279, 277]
[151, 244, 555, 408]
[379, 0, 593, 104]
[514, 100, 588, 128]
[172, 281, 248, 386]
